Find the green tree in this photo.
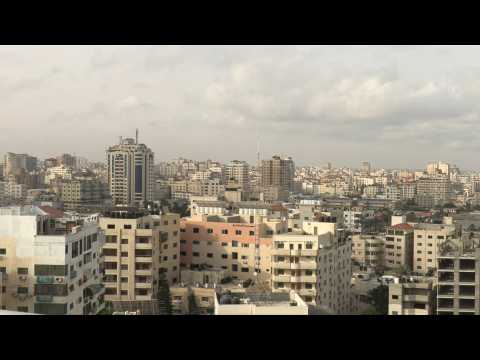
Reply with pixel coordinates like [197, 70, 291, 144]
[157, 273, 172, 315]
[366, 285, 389, 315]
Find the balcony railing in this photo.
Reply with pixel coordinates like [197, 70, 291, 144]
[36, 295, 54, 303]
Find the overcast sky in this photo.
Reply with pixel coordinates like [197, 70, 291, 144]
[1, 45, 480, 170]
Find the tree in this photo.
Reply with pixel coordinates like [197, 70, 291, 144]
[366, 285, 389, 315]
[188, 292, 199, 315]
[157, 273, 172, 315]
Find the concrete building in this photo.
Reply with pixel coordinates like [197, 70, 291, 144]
[171, 285, 216, 315]
[57, 154, 77, 169]
[0, 206, 105, 314]
[427, 161, 450, 177]
[389, 281, 435, 315]
[343, 209, 375, 233]
[107, 133, 154, 207]
[385, 224, 414, 271]
[271, 220, 352, 314]
[224, 160, 250, 192]
[413, 223, 461, 274]
[351, 234, 385, 269]
[60, 180, 109, 210]
[416, 176, 452, 207]
[45, 165, 73, 184]
[99, 208, 180, 303]
[261, 155, 295, 193]
[4, 153, 37, 176]
[180, 214, 288, 281]
[437, 246, 480, 315]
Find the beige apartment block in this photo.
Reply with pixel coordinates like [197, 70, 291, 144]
[413, 223, 460, 274]
[0, 206, 105, 315]
[99, 208, 180, 303]
[384, 224, 414, 271]
[180, 214, 287, 281]
[271, 221, 352, 314]
[351, 234, 385, 268]
[437, 247, 480, 315]
[389, 282, 435, 315]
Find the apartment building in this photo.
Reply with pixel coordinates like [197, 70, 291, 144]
[271, 220, 352, 314]
[389, 281, 435, 315]
[60, 180, 109, 210]
[437, 246, 480, 315]
[107, 134, 154, 207]
[4, 153, 37, 176]
[99, 208, 180, 303]
[180, 214, 288, 281]
[45, 165, 73, 184]
[416, 176, 452, 207]
[261, 155, 295, 193]
[384, 224, 414, 271]
[170, 285, 216, 315]
[351, 234, 385, 268]
[413, 223, 460, 274]
[0, 206, 105, 315]
[343, 209, 375, 233]
[224, 160, 250, 192]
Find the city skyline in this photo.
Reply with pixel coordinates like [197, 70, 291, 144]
[2, 45, 480, 169]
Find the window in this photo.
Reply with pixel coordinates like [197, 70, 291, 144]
[235, 230, 242, 235]
[207, 228, 213, 234]
[107, 225, 115, 229]
[164, 221, 169, 226]
[121, 264, 128, 270]
[193, 240, 200, 245]
[232, 252, 238, 260]
[232, 264, 238, 272]
[17, 268, 28, 275]
[391, 295, 399, 300]
[193, 252, 200, 257]
[221, 242, 228, 247]
[120, 290, 128, 296]
[241, 255, 248, 260]
[124, 225, 132, 230]
[232, 241, 238, 248]
[17, 287, 29, 294]
[428, 243, 433, 247]
[249, 231, 255, 236]
[207, 242, 212, 246]
[173, 231, 178, 237]
[201, 297, 209, 302]
[193, 228, 199, 234]
[207, 253, 213, 258]
[121, 252, 128, 258]
[222, 229, 228, 235]
[121, 239, 128, 244]
[17, 307, 28, 312]
[241, 268, 249, 273]
[222, 254, 228, 259]
[417, 235, 423, 238]
[121, 277, 128, 283]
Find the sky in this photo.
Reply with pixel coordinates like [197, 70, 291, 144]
[1, 45, 480, 170]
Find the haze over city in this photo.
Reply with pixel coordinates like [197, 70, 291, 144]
[1, 45, 480, 169]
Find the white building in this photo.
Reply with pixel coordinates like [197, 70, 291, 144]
[0, 206, 105, 315]
[107, 133, 154, 207]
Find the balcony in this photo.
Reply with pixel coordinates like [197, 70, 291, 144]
[135, 243, 152, 250]
[135, 269, 152, 276]
[438, 272, 454, 283]
[104, 256, 118, 263]
[36, 295, 54, 303]
[135, 257, 153, 263]
[135, 282, 152, 289]
[459, 259, 476, 271]
[459, 285, 476, 298]
[37, 276, 55, 284]
[438, 285, 454, 297]
[272, 249, 291, 256]
[272, 275, 291, 282]
[403, 295, 429, 303]
[290, 276, 316, 283]
[459, 273, 476, 284]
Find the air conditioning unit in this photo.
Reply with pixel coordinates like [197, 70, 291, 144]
[55, 277, 65, 284]
[19, 275, 28, 281]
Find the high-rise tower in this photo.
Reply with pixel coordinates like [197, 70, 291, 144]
[107, 131, 154, 207]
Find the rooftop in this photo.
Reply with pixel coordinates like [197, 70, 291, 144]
[391, 223, 414, 231]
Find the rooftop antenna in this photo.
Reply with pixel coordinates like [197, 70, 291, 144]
[136, 129, 139, 145]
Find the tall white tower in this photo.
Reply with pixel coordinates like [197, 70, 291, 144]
[107, 131, 154, 207]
